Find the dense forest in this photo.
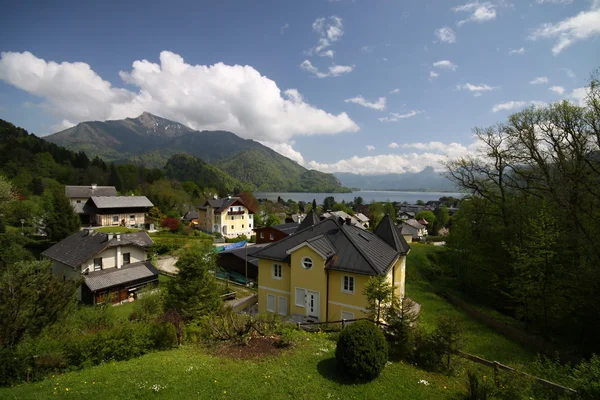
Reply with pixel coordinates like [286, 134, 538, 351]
[438, 73, 600, 357]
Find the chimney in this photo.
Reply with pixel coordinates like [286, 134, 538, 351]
[345, 217, 352, 225]
[213, 194, 218, 200]
[116, 234, 121, 241]
[91, 183, 97, 189]
[338, 217, 345, 225]
[108, 233, 113, 240]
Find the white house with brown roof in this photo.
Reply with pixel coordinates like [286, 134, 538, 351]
[42, 230, 158, 304]
[65, 184, 117, 214]
[197, 196, 255, 238]
[83, 196, 153, 227]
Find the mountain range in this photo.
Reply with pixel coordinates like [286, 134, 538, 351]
[46, 112, 348, 193]
[334, 167, 456, 191]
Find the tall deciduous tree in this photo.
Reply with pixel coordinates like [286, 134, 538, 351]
[165, 242, 221, 320]
[323, 196, 335, 211]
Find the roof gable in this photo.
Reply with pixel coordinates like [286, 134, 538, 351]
[374, 214, 410, 255]
[296, 209, 320, 232]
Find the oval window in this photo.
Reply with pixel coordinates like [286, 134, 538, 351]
[302, 257, 313, 269]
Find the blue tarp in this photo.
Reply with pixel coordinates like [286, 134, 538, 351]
[215, 240, 247, 252]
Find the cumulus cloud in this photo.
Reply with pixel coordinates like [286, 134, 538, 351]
[562, 68, 576, 79]
[310, 16, 344, 56]
[457, 83, 499, 95]
[570, 87, 589, 106]
[429, 71, 439, 79]
[344, 95, 386, 110]
[261, 141, 305, 164]
[306, 141, 481, 174]
[433, 60, 458, 70]
[379, 110, 423, 122]
[50, 119, 75, 132]
[453, 2, 499, 26]
[530, 76, 549, 84]
[529, 3, 600, 54]
[0, 51, 359, 142]
[549, 85, 565, 94]
[491, 100, 546, 112]
[389, 88, 400, 94]
[435, 27, 456, 43]
[536, 0, 573, 4]
[300, 60, 353, 78]
[319, 50, 335, 58]
[509, 47, 525, 55]
[388, 142, 399, 148]
[366, 145, 375, 151]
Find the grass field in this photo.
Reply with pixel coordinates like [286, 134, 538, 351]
[0, 243, 538, 399]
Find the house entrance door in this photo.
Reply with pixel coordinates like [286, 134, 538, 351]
[306, 291, 319, 319]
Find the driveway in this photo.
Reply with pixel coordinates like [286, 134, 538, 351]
[156, 256, 178, 274]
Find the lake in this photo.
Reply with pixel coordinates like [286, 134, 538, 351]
[254, 191, 463, 204]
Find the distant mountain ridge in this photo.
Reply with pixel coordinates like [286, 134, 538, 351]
[334, 167, 456, 191]
[45, 112, 348, 193]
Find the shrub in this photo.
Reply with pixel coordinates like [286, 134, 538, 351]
[412, 326, 443, 370]
[182, 226, 194, 236]
[464, 370, 494, 400]
[431, 315, 463, 371]
[335, 320, 388, 381]
[130, 289, 163, 322]
[161, 218, 180, 232]
[149, 322, 177, 350]
[385, 297, 418, 360]
[572, 354, 600, 400]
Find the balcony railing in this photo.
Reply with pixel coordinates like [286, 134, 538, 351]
[228, 210, 245, 215]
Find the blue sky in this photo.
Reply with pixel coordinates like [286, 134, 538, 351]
[1, 0, 599, 174]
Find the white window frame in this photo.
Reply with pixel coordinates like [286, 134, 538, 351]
[129, 214, 135, 221]
[249, 214, 253, 219]
[269, 233, 275, 240]
[295, 288, 305, 307]
[342, 275, 355, 294]
[260, 232, 264, 239]
[249, 223, 252, 228]
[266, 294, 276, 313]
[112, 215, 119, 223]
[302, 257, 313, 270]
[278, 296, 287, 316]
[272, 263, 282, 280]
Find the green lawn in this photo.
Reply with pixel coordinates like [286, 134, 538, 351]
[406, 243, 535, 366]
[0, 331, 465, 400]
[95, 227, 140, 234]
[0, 243, 538, 399]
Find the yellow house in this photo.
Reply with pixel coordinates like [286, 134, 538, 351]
[254, 214, 410, 322]
[198, 196, 255, 239]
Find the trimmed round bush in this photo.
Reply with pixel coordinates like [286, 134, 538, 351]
[335, 320, 388, 381]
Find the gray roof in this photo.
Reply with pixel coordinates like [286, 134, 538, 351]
[219, 243, 270, 267]
[354, 213, 370, 223]
[183, 211, 199, 220]
[199, 197, 253, 213]
[254, 217, 401, 276]
[84, 261, 159, 292]
[89, 196, 153, 209]
[373, 214, 410, 255]
[255, 222, 300, 235]
[42, 230, 154, 268]
[321, 211, 365, 230]
[403, 219, 425, 230]
[297, 209, 320, 232]
[66, 185, 117, 198]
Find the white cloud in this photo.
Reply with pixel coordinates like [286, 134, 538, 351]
[433, 60, 458, 70]
[435, 27, 456, 43]
[50, 119, 75, 132]
[389, 88, 400, 94]
[536, 0, 573, 4]
[0, 51, 359, 142]
[344, 95, 386, 110]
[457, 83, 499, 94]
[491, 100, 546, 112]
[280, 23, 289, 34]
[509, 47, 525, 55]
[319, 50, 335, 58]
[261, 141, 305, 164]
[549, 85, 565, 94]
[310, 16, 344, 55]
[379, 110, 423, 122]
[429, 71, 439, 79]
[453, 2, 498, 26]
[300, 60, 354, 78]
[366, 145, 375, 151]
[570, 87, 589, 106]
[306, 141, 481, 174]
[388, 142, 399, 149]
[530, 76, 549, 84]
[360, 45, 374, 53]
[529, 3, 600, 55]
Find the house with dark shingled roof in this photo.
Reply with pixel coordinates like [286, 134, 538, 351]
[197, 196, 255, 239]
[42, 229, 158, 305]
[253, 213, 410, 322]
